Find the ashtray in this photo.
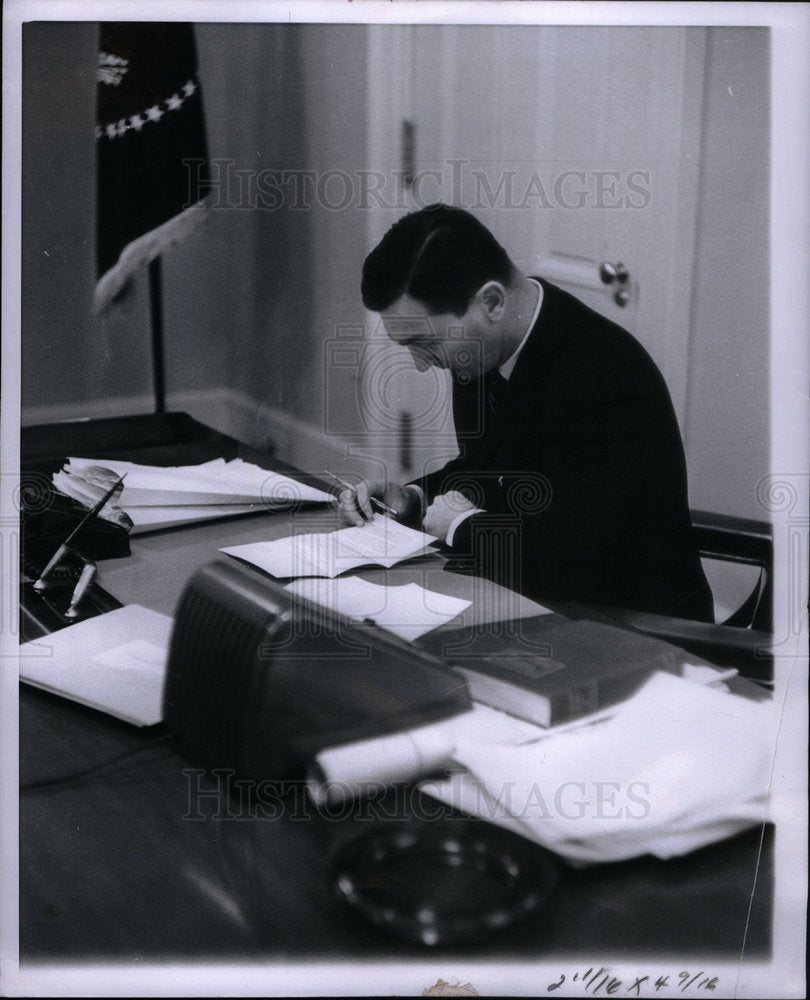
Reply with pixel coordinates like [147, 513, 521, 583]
[330, 819, 559, 946]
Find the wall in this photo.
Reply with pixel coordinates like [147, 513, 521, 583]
[162, 23, 319, 449]
[21, 23, 154, 419]
[684, 27, 770, 520]
[289, 24, 373, 465]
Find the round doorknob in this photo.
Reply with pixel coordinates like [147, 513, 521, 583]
[599, 262, 629, 284]
[613, 287, 630, 308]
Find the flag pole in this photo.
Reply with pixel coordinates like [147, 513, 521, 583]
[148, 256, 166, 414]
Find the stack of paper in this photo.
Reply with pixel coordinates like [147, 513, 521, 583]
[221, 513, 437, 578]
[52, 456, 333, 534]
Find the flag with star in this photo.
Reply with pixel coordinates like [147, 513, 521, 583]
[95, 22, 210, 311]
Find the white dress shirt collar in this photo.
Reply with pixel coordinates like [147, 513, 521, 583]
[498, 278, 543, 381]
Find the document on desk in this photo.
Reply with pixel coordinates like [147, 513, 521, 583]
[285, 576, 471, 642]
[19, 605, 172, 726]
[53, 456, 334, 533]
[221, 514, 438, 579]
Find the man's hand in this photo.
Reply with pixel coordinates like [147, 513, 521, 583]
[337, 480, 422, 527]
[423, 490, 479, 543]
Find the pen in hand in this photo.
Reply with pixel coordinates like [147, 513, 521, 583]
[323, 470, 399, 518]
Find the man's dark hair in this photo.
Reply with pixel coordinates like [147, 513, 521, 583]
[361, 204, 516, 316]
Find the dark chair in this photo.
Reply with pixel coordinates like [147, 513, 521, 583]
[593, 510, 774, 683]
[690, 509, 772, 632]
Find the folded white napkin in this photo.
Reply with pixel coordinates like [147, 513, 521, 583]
[421, 671, 772, 863]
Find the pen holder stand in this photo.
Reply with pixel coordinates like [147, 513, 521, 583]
[22, 490, 131, 568]
[20, 548, 122, 640]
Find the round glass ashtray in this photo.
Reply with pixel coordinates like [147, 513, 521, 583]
[330, 819, 559, 946]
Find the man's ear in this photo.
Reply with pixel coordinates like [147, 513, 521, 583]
[476, 281, 507, 322]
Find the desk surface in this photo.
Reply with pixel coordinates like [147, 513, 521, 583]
[94, 501, 548, 626]
[20, 684, 772, 962]
[18, 419, 773, 965]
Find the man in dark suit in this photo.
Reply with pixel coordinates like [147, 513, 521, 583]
[341, 204, 713, 622]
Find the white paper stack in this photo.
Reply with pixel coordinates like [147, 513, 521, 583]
[304, 669, 772, 863]
[52, 456, 333, 533]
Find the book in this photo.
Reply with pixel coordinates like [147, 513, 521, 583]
[221, 514, 437, 579]
[420, 614, 686, 728]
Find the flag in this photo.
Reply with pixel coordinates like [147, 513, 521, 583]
[95, 22, 210, 312]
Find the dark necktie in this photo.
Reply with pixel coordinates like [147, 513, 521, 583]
[486, 370, 509, 420]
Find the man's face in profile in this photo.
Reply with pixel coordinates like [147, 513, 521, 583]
[380, 293, 492, 379]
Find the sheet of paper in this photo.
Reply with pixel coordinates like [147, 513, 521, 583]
[331, 515, 437, 570]
[286, 576, 471, 641]
[221, 514, 437, 578]
[19, 605, 173, 726]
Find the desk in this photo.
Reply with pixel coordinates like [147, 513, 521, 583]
[18, 417, 773, 964]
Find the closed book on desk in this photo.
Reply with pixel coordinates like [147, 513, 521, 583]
[422, 615, 685, 727]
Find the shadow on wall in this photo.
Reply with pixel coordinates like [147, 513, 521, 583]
[162, 24, 318, 439]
